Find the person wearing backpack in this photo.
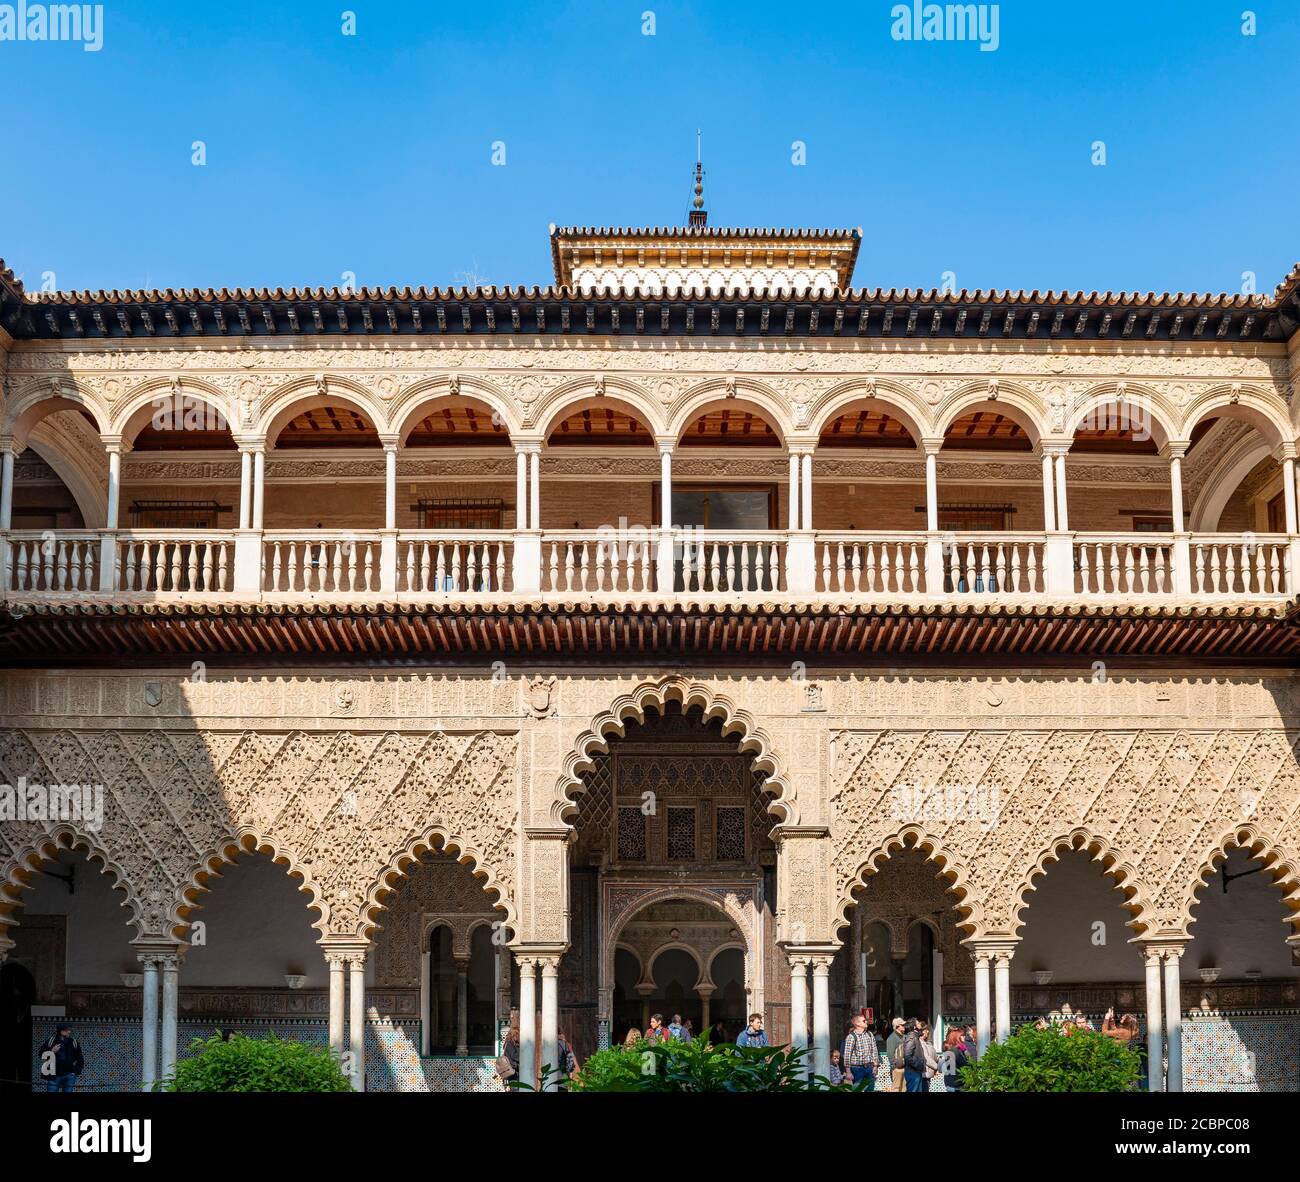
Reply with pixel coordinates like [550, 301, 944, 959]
[902, 1020, 928, 1092]
[40, 1024, 85, 1092]
[885, 1016, 907, 1091]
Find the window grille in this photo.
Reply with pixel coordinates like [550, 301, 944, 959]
[616, 807, 647, 861]
[666, 806, 696, 860]
[715, 806, 747, 861]
[129, 500, 230, 528]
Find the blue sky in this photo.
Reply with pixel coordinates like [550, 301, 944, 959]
[2, 0, 1296, 296]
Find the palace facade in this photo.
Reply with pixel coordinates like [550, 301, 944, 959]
[1, 198, 1299, 1092]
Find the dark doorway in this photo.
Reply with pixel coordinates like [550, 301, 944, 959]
[0, 962, 36, 1092]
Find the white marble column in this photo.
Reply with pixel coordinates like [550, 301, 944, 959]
[419, 949, 431, 1057]
[1053, 449, 1070, 531]
[787, 450, 800, 530]
[327, 953, 346, 1059]
[238, 447, 253, 530]
[383, 441, 398, 531]
[1168, 445, 1187, 533]
[139, 954, 159, 1091]
[973, 951, 992, 1056]
[455, 958, 470, 1057]
[348, 952, 367, 1091]
[0, 437, 15, 530]
[517, 956, 537, 1090]
[1039, 446, 1057, 531]
[1282, 454, 1298, 533]
[810, 954, 831, 1079]
[252, 445, 266, 530]
[924, 444, 940, 531]
[105, 441, 124, 531]
[540, 956, 560, 1091]
[528, 447, 541, 529]
[514, 447, 528, 529]
[787, 955, 809, 1069]
[993, 949, 1013, 1043]
[1144, 949, 1164, 1092]
[800, 452, 813, 530]
[159, 952, 181, 1082]
[1163, 948, 1183, 1092]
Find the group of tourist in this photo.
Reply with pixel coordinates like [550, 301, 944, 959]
[1035, 1007, 1140, 1044]
[828, 1014, 976, 1092]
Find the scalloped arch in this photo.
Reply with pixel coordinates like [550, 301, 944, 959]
[1183, 824, 1300, 939]
[1009, 828, 1151, 940]
[1178, 385, 1293, 450]
[806, 377, 932, 443]
[668, 379, 791, 443]
[358, 824, 516, 943]
[1, 826, 143, 940]
[389, 375, 522, 442]
[552, 677, 798, 827]
[934, 381, 1045, 444]
[834, 826, 979, 939]
[173, 830, 329, 940]
[607, 884, 753, 956]
[532, 375, 666, 439]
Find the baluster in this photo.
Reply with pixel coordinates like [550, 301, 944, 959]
[215, 542, 227, 592]
[84, 543, 96, 591]
[12, 541, 26, 590]
[1207, 545, 1222, 594]
[496, 541, 508, 593]
[1252, 545, 1266, 595]
[67, 542, 83, 591]
[1268, 545, 1281, 594]
[186, 542, 199, 592]
[428, 543, 443, 593]
[706, 543, 719, 592]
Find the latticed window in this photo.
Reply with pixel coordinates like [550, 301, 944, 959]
[616, 807, 647, 861]
[715, 806, 747, 861]
[667, 806, 696, 860]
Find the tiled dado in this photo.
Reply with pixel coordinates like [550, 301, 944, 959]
[1183, 1014, 1300, 1092]
[29, 1017, 502, 1093]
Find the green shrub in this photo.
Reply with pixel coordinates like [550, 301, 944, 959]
[566, 1033, 848, 1093]
[161, 1032, 353, 1093]
[961, 1024, 1141, 1092]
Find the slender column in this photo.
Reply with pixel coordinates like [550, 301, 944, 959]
[973, 952, 992, 1056]
[1039, 446, 1057, 531]
[517, 956, 537, 1089]
[0, 438, 15, 530]
[993, 949, 1013, 1043]
[383, 441, 398, 530]
[528, 448, 541, 529]
[238, 447, 253, 530]
[1144, 949, 1164, 1092]
[456, 964, 472, 1054]
[657, 439, 675, 593]
[699, 992, 711, 1031]
[787, 955, 809, 1067]
[1053, 450, 1069, 531]
[1283, 455, 1298, 534]
[1163, 948, 1183, 1092]
[139, 954, 159, 1091]
[326, 953, 346, 1060]
[420, 949, 431, 1057]
[924, 448, 939, 531]
[810, 954, 831, 1079]
[251, 446, 266, 530]
[540, 956, 560, 1090]
[787, 450, 800, 530]
[1168, 445, 1187, 533]
[515, 447, 528, 529]
[800, 452, 813, 530]
[349, 952, 366, 1091]
[159, 952, 181, 1082]
[931, 949, 944, 1049]
[105, 442, 124, 530]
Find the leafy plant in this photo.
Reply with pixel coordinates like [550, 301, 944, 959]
[960, 1024, 1141, 1092]
[160, 1032, 353, 1092]
[566, 1033, 854, 1093]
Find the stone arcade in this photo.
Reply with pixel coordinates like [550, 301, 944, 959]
[1, 189, 1298, 1092]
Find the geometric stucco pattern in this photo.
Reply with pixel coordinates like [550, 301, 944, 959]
[830, 729, 1300, 942]
[0, 728, 517, 943]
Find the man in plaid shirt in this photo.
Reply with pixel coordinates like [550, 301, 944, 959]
[841, 1013, 879, 1088]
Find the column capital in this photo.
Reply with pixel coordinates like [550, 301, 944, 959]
[965, 938, 1018, 964]
[787, 442, 817, 457]
[378, 433, 402, 452]
[1272, 441, 1299, 463]
[514, 953, 539, 973]
[655, 435, 676, 455]
[132, 939, 186, 962]
[919, 436, 945, 456]
[0, 434, 19, 455]
[1159, 440, 1192, 461]
[324, 952, 351, 970]
[1136, 935, 1190, 959]
[537, 955, 562, 977]
[513, 438, 545, 455]
[1037, 440, 1072, 459]
[234, 435, 268, 454]
[99, 433, 129, 455]
[786, 953, 811, 972]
